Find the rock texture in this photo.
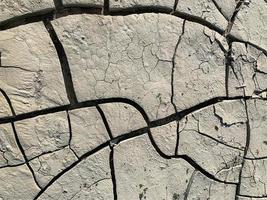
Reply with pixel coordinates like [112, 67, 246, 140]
[0, 0, 266, 199]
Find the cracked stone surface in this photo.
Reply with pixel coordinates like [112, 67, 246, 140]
[0, 0, 55, 22]
[0, 0, 266, 199]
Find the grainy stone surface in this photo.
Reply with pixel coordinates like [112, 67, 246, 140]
[0, 0, 266, 199]
[0, 0, 55, 22]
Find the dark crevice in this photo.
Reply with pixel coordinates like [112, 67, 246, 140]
[43, 19, 78, 105]
[172, 0, 179, 12]
[0, 88, 16, 116]
[235, 96, 251, 199]
[109, 148, 117, 200]
[171, 19, 186, 156]
[225, 40, 233, 97]
[53, 0, 63, 11]
[211, 0, 229, 21]
[0, 5, 265, 53]
[103, 0, 110, 15]
[0, 96, 253, 129]
[237, 194, 267, 199]
[224, 0, 244, 37]
[66, 110, 79, 159]
[96, 105, 113, 139]
[96, 104, 118, 200]
[244, 156, 267, 160]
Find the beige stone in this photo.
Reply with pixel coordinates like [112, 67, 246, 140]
[0, 0, 55, 22]
[0, 22, 69, 117]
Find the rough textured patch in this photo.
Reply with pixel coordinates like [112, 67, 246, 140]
[0, 164, 40, 199]
[0, 0, 55, 22]
[0, 22, 69, 116]
[52, 14, 183, 120]
[230, 0, 267, 50]
[63, 0, 104, 6]
[0, 123, 24, 167]
[15, 112, 69, 159]
[173, 21, 226, 111]
[114, 134, 195, 199]
[69, 107, 110, 156]
[37, 148, 113, 199]
[240, 158, 267, 197]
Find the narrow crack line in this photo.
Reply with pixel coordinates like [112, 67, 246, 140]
[103, 0, 110, 15]
[184, 170, 197, 200]
[43, 19, 78, 105]
[96, 105, 113, 139]
[171, 19, 186, 113]
[174, 121, 180, 156]
[237, 194, 267, 198]
[190, 128, 244, 151]
[0, 87, 41, 189]
[224, 0, 245, 37]
[171, 19, 186, 156]
[0, 96, 254, 127]
[109, 147, 117, 200]
[172, 0, 179, 13]
[67, 110, 79, 159]
[244, 156, 267, 160]
[211, 0, 229, 21]
[53, 0, 63, 11]
[96, 104, 118, 200]
[225, 40, 233, 97]
[235, 95, 251, 199]
[150, 95, 252, 128]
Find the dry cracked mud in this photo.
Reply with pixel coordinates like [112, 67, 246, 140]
[0, 0, 266, 199]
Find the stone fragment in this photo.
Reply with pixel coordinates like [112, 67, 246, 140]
[230, 0, 267, 50]
[69, 107, 110, 156]
[100, 102, 146, 137]
[37, 147, 113, 200]
[176, 0, 228, 29]
[0, 92, 12, 117]
[52, 13, 184, 120]
[185, 171, 236, 199]
[0, 123, 24, 167]
[178, 127, 244, 183]
[62, 0, 103, 6]
[229, 42, 267, 97]
[240, 158, 267, 197]
[237, 197, 267, 200]
[114, 134, 195, 199]
[150, 121, 178, 156]
[0, 164, 40, 199]
[0, 0, 55, 22]
[246, 99, 267, 159]
[173, 21, 226, 111]
[15, 111, 69, 159]
[110, 0, 174, 9]
[30, 147, 78, 188]
[0, 22, 69, 117]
